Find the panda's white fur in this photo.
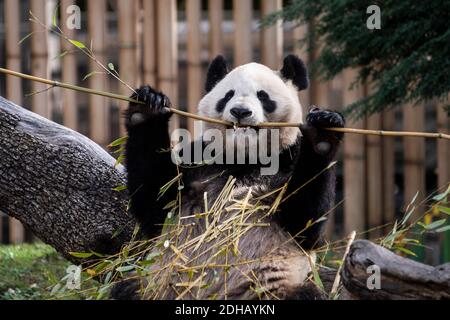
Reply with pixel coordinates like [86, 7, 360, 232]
[198, 62, 303, 150]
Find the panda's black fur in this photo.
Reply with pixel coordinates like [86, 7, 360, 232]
[117, 55, 345, 300]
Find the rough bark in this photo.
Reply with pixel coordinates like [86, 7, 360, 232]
[0, 96, 133, 263]
[1, 97, 449, 299]
[341, 240, 450, 299]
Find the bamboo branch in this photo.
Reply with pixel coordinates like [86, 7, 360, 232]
[1, 67, 450, 140]
[330, 230, 356, 297]
[28, 10, 137, 94]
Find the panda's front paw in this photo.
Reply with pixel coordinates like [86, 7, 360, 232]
[306, 107, 345, 131]
[126, 86, 172, 128]
[301, 107, 345, 156]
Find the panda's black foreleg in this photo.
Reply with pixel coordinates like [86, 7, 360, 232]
[125, 86, 178, 238]
[279, 107, 345, 249]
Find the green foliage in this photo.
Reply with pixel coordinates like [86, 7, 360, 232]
[0, 243, 72, 299]
[263, 0, 450, 118]
[380, 184, 450, 260]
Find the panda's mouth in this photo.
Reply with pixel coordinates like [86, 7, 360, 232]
[229, 123, 259, 133]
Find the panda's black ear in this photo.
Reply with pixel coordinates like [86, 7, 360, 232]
[205, 55, 229, 92]
[280, 54, 308, 91]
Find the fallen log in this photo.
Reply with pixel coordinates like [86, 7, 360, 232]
[341, 240, 450, 299]
[0, 96, 133, 262]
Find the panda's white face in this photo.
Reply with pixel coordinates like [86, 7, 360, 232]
[198, 62, 303, 150]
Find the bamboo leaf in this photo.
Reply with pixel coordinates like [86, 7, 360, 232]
[52, 4, 59, 27]
[400, 207, 415, 226]
[112, 185, 127, 192]
[145, 252, 161, 262]
[18, 32, 35, 45]
[104, 271, 113, 285]
[108, 136, 128, 148]
[108, 63, 115, 71]
[115, 154, 125, 168]
[436, 205, 450, 215]
[432, 184, 450, 201]
[418, 218, 447, 230]
[394, 247, 417, 257]
[116, 265, 135, 272]
[69, 252, 94, 258]
[50, 283, 62, 296]
[82, 71, 104, 81]
[69, 39, 86, 49]
[436, 225, 450, 233]
[53, 50, 69, 60]
[311, 265, 324, 291]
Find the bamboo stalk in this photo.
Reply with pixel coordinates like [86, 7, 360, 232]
[208, 0, 224, 59]
[343, 69, 366, 235]
[118, 0, 138, 136]
[143, 0, 157, 86]
[381, 108, 396, 231]
[233, 0, 253, 66]
[30, 0, 50, 118]
[88, 0, 108, 145]
[61, 0, 78, 131]
[186, 0, 203, 133]
[156, 0, 179, 132]
[366, 105, 383, 238]
[330, 230, 356, 296]
[5, 0, 25, 244]
[1, 67, 450, 140]
[261, 0, 283, 69]
[403, 103, 426, 220]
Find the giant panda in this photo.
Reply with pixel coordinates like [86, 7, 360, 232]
[117, 54, 345, 300]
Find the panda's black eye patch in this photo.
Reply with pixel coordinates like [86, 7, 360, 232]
[216, 90, 235, 113]
[257, 90, 276, 113]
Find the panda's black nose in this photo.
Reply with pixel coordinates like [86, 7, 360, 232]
[230, 107, 252, 120]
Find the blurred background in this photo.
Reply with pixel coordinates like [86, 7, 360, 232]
[0, 0, 449, 265]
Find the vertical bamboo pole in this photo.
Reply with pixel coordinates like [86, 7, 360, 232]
[118, 0, 138, 136]
[260, 0, 282, 69]
[437, 102, 450, 188]
[343, 69, 366, 235]
[233, 0, 252, 66]
[382, 108, 396, 229]
[30, 0, 50, 118]
[186, 0, 202, 133]
[143, 0, 157, 86]
[325, 73, 344, 239]
[436, 101, 450, 262]
[208, 0, 223, 59]
[403, 103, 426, 218]
[292, 24, 309, 109]
[5, 0, 25, 244]
[309, 25, 336, 237]
[403, 103, 426, 261]
[61, 0, 77, 130]
[5, 0, 22, 106]
[87, 0, 108, 145]
[309, 26, 329, 110]
[135, 0, 144, 88]
[156, 0, 178, 131]
[366, 107, 383, 238]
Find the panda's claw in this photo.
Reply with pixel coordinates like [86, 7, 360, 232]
[126, 85, 172, 129]
[306, 107, 345, 130]
[301, 107, 345, 155]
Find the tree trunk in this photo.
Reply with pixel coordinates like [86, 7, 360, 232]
[0, 96, 133, 263]
[1, 97, 449, 299]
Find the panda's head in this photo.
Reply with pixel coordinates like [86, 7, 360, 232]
[198, 55, 308, 150]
